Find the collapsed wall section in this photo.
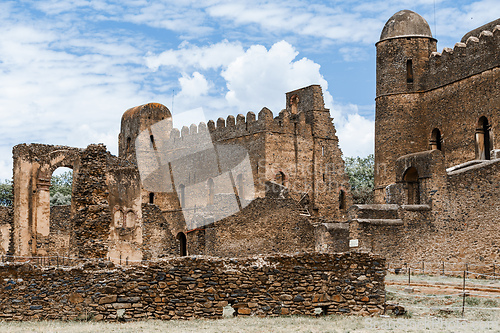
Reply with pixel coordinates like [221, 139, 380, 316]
[0, 252, 385, 321]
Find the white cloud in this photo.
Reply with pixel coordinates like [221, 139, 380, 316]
[221, 41, 331, 113]
[336, 113, 375, 158]
[178, 72, 210, 97]
[145, 40, 245, 71]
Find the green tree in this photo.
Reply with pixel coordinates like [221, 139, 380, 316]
[344, 154, 374, 204]
[0, 180, 13, 207]
[50, 170, 73, 206]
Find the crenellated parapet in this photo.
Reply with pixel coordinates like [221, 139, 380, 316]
[164, 107, 313, 145]
[425, 25, 500, 89]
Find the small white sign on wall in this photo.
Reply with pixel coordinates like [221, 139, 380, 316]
[349, 239, 359, 248]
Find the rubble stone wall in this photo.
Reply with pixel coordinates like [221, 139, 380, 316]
[0, 252, 385, 321]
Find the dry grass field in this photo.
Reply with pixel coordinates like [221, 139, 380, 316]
[1, 273, 500, 333]
[0, 314, 498, 333]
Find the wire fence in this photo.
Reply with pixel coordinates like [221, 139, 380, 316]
[387, 260, 500, 279]
[386, 261, 500, 317]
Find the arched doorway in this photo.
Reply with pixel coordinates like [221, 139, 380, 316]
[476, 117, 492, 160]
[177, 232, 187, 256]
[430, 128, 442, 151]
[403, 167, 419, 205]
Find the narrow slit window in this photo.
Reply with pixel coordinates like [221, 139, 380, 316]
[406, 59, 413, 83]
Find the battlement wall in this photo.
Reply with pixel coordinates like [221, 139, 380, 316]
[160, 108, 312, 152]
[142, 107, 314, 170]
[425, 25, 500, 89]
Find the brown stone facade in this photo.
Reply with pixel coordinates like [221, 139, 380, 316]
[0, 252, 385, 321]
[350, 11, 500, 267]
[2, 85, 351, 261]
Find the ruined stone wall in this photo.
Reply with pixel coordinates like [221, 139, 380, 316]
[0, 252, 385, 321]
[42, 205, 72, 256]
[443, 160, 500, 263]
[70, 144, 112, 258]
[12, 144, 81, 256]
[121, 85, 350, 225]
[198, 197, 316, 257]
[352, 155, 500, 268]
[106, 162, 143, 264]
[0, 206, 13, 254]
[142, 204, 178, 259]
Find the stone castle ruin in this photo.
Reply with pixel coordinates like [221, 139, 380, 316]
[0, 9, 498, 321]
[0, 85, 352, 263]
[350, 10, 500, 267]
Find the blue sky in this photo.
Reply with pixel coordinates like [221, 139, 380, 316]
[0, 0, 499, 180]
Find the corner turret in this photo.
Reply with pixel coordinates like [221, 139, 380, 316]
[376, 10, 437, 96]
[119, 103, 172, 163]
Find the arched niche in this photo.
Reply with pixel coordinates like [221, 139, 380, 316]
[403, 167, 420, 205]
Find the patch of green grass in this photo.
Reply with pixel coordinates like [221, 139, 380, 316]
[483, 299, 498, 307]
[465, 297, 481, 306]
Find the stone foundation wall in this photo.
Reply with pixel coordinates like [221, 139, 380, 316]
[0, 252, 385, 321]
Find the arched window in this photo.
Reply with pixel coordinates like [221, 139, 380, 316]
[149, 192, 154, 204]
[178, 184, 185, 208]
[177, 232, 187, 256]
[476, 117, 492, 160]
[339, 189, 346, 210]
[207, 178, 214, 205]
[430, 128, 442, 151]
[236, 174, 244, 199]
[403, 167, 420, 205]
[114, 209, 124, 228]
[275, 171, 286, 186]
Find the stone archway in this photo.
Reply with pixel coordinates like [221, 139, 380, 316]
[12, 145, 80, 256]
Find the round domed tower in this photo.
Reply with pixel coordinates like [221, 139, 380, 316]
[376, 10, 437, 96]
[374, 11, 437, 203]
[119, 103, 172, 162]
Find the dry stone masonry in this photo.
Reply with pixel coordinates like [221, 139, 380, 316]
[0, 252, 385, 321]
